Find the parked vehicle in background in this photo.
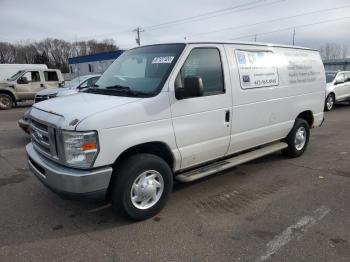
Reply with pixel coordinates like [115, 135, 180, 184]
[34, 74, 100, 103]
[0, 68, 64, 109]
[325, 71, 350, 111]
[18, 74, 101, 134]
[26, 41, 325, 221]
[0, 64, 48, 80]
[18, 109, 31, 134]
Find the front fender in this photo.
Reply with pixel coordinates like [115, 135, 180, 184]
[0, 85, 18, 100]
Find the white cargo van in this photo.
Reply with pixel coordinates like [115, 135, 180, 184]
[26, 41, 325, 220]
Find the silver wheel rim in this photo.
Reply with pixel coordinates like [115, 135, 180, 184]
[295, 126, 307, 151]
[130, 170, 164, 210]
[0, 95, 11, 109]
[326, 96, 334, 110]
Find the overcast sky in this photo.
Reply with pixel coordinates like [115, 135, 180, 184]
[0, 0, 349, 49]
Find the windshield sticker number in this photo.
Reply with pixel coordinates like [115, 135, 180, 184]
[152, 56, 175, 64]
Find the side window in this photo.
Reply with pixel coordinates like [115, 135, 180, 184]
[88, 64, 93, 73]
[345, 73, 350, 82]
[80, 77, 99, 88]
[336, 73, 345, 83]
[44, 71, 59, 82]
[22, 71, 40, 82]
[178, 48, 224, 96]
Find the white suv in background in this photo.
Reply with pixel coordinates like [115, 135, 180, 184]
[325, 71, 350, 111]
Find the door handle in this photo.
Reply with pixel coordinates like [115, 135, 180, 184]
[225, 110, 230, 123]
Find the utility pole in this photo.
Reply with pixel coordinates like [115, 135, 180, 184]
[292, 28, 296, 46]
[134, 27, 144, 46]
[254, 34, 257, 42]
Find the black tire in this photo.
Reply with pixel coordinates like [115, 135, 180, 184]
[110, 154, 173, 221]
[324, 94, 335, 111]
[0, 93, 14, 110]
[282, 118, 310, 158]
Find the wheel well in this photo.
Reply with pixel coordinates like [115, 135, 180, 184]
[328, 92, 335, 99]
[0, 90, 16, 103]
[297, 110, 314, 127]
[106, 142, 175, 200]
[113, 142, 175, 171]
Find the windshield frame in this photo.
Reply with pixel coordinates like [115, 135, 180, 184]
[89, 43, 186, 98]
[7, 70, 25, 81]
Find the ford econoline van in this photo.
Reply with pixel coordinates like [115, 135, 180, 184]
[26, 41, 326, 220]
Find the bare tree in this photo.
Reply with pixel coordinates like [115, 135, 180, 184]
[320, 43, 349, 60]
[0, 38, 119, 73]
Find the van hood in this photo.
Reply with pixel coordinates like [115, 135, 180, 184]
[33, 92, 142, 129]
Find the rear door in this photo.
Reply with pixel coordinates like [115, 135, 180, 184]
[169, 44, 232, 169]
[43, 70, 60, 88]
[344, 72, 350, 99]
[334, 73, 347, 100]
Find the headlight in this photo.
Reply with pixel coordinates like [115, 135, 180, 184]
[61, 131, 99, 168]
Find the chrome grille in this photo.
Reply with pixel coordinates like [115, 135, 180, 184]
[31, 119, 58, 160]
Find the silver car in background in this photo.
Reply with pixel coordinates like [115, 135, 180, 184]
[34, 74, 101, 103]
[325, 71, 350, 111]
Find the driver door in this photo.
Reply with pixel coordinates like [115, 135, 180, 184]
[169, 44, 232, 169]
[15, 71, 43, 99]
[334, 73, 347, 100]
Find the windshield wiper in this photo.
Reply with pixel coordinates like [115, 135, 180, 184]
[105, 85, 150, 97]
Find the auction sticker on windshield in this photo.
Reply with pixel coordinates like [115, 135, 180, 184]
[235, 50, 279, 89]
[152, 56, 175, 64]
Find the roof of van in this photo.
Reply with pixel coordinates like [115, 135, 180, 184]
[140, 40, 318, 51]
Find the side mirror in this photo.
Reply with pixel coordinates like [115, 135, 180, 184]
[17, 77, 28, 84]
[175, 76, 204, 99]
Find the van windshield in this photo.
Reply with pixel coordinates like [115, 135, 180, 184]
[7, 70, 25, 81]
[325, 72, 337, 83]
[85, 44, 185, 97]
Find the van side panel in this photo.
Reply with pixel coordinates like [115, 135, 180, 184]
[225, 44, 325, 155]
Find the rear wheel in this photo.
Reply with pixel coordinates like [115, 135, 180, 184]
[282, 118, 310, 158]
[324, 94, 335, 111]
[0, 93, 14, 110]
[110, 154, 173, 221]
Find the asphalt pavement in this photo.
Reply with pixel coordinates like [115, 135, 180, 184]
[0, 104, 349, 262]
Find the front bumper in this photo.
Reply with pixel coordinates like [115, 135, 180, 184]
[26, 143, 113, 198]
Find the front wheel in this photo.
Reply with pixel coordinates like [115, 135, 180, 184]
[110, 154, 173, 221]
[282, 118, 310, 158]
[0, 93, 14, 110]
[324, 94, 335, 111]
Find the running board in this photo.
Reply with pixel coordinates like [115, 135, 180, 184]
[175, 142, 288, 183]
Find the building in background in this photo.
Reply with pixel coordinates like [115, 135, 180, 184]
[323, 58, 350, 71]
[66, 50, 124, 80]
